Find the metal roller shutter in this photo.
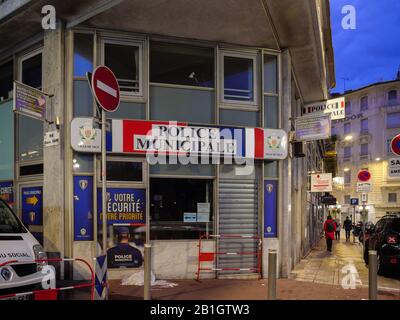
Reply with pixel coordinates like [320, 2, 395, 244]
[217, 179, 259, 276]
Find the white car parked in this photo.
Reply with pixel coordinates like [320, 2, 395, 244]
[0, 199, 51, 298]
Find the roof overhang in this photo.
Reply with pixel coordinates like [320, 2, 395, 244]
[0, 0, 335, 103]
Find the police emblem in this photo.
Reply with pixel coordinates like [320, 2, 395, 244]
[266, 184, 274, 193]
[79, 180, 88, 191]
[266, 134, 282, 149]
[80, 228, 87, 236]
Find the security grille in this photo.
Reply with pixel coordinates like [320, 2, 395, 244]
[217, 179, 259, 276]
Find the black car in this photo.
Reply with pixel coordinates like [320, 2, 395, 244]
[364, 214, 400, 274]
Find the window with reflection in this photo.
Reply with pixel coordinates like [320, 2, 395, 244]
[0, 61, 13, 101]
[21, 53, 42, 90]
[150, 42, 214, 87]
[150, 178, 213, 240]
[223, 54, 256, 103]
[74, 33, 93, 77]
[104, 42, 141, 95]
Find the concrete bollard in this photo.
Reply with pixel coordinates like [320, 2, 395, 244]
[368, 250, 378, 300]
[267, 250, 277, 300]
[144, 243, 152, 300]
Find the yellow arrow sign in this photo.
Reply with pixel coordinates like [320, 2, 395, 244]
[26, 195, 39, 206]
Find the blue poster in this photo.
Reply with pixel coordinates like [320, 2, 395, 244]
[264, 180, 278, 238]
[0, 181, 14, 206]
[97, 188, 146, 226]
[74, 176, 94, 241]
[21, 186, 43, 226]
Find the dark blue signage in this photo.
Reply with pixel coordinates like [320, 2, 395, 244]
[97, 188, 146, 225]
[0, 181, 14, 206]
[21, 186, 43, 226]
[350, 198, 359, 206]
[74, 176, 94, 241]
[264, 180, 278, 238]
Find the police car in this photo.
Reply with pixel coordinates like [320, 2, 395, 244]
[0, 199, 51, 298]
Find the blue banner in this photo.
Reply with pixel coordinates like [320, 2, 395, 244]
[264, 180, 277, 238]
[0, 181, 14, 206]
[74, 176, 94, 241]
[21, 186, 43, 226]
[97, 188, 146, 225]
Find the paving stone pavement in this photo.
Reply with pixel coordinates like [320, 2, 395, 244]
[290, 233, 400, 293]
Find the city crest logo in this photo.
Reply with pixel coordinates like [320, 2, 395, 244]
[266, 134, 282, 149]
[79, 125, 97, 142]
[79, 180, 88, 191]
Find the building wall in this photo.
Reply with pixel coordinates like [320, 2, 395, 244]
[332, 81, 400, 221]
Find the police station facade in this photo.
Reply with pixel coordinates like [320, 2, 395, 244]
[0, 0, 335, 280]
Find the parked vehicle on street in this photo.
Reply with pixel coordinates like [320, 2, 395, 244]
[0, 199, 52, 298]
[364, 214, 400, 274]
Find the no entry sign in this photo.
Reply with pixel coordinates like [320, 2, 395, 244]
[92, 66, 120, 112]
[391, 134, 400, 156]
[358, 170, 371, 182]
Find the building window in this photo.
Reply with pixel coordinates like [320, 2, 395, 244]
[345, 101, 351, 114]
[360, 118, 368, 134]
[221, 51, 258, 105]
[103, 160, 143, 183]
[103, 40, 143, 97]
[343, 146, 351, 161]
[344, 122, 351, 135]
[150, 178, 214, 240]
[388, 193, 397, 203]
[344, 195, 351, 204]
[344, 170, 351, 184]
[18, 50, 43, 163]
[20, 51, 42, 90]
[74, 33, 93, 77]
[150, 42, 214, 88]
[360, 143, 368, 156]
[263, 54, 279, 128]
[360, 96, 368, 111]
[0, 60, 13, 101]
[331, 126, 336, 136]
[387, 112, 400, 128]
[388, 90, 397, 104]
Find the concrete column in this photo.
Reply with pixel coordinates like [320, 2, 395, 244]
[42, 22, 65, 257]
[279, 50, 292, 277]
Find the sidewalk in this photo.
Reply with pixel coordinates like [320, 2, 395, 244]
[290, 234, 400, 293]
[108, 235, 400, 300]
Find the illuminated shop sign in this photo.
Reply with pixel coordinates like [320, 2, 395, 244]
[109, 119, 288, 160]
[303, 97, 345, 120]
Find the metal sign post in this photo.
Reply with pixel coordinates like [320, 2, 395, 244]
[87, 66, 120, 255]
[101, 109, 107, 254]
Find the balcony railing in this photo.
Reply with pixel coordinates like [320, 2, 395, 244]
[360, 153, 371, 161]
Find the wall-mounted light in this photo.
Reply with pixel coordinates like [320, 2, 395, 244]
[375, 158, 381, 161]
[344, 135, 353, 141]
[344, 168, 350, 172]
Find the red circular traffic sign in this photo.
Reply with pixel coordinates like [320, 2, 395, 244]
[358, 170, 371, 182]
[92, 65, 120, 112]
[391, 134, 400, 156]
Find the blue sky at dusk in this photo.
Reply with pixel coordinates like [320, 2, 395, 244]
[330, 0, 400, 93]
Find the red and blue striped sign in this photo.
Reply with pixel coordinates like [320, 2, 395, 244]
[358, 170, 371, 182]
[391, 134, 400, 156]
